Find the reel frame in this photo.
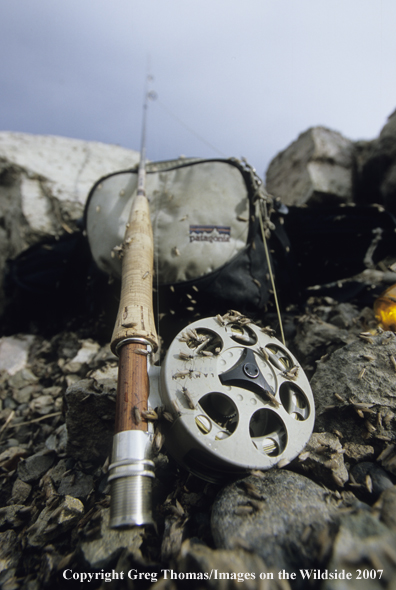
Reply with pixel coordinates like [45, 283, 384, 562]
[159, 315, 315, 482]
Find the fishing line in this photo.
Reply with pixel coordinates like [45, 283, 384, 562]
[143, 75, 162, 359]
[258, 202, 285, 346]
[155, 98, 227, 157]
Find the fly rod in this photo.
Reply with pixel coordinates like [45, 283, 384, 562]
[108, 77, 158, 528]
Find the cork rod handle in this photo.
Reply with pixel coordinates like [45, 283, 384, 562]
[111, 193, 158, 354]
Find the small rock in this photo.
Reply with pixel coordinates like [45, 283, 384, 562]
[93, 344, 117, 364]
[350, 462, 394, 499]
[29, 394, 54, 415]
[17, 451, 56, 483]
[12, 384, 39, 405]
[376, 485, 396, 531]
[65, 374, 82, 387]
[62, 339, 101, 374]
[46, 459, 69, 486]
[62, 361, 83, 375]
[3, 438, 22, 448]
[0, 568, 19, 590]
[42, 386, 63, 398]
[54, 396, 63, 412]
[0, 530, 21, 573]
[0, 447, 29, 471]
[58, 495, 84, 526]
[343, 442, 375, 463]
[89, 363, 118, 390]
[58, 471, 94, 499]
[27, 495, 84, 547]
[296, 431, 349, 488]
[80, 507, 143, 569]
[377, 443, 396, 476]
[328, 303, 360, 329]
[45, 423, 68, 454]
[71, 339, 100, 363]
[0, 505, 28, 529]
[161, 513, 189, 561]
[10, 479, 32, 504]
[211, 470, 341, 583]
[3, 397, 17, 410]
[0, 335, 35, 376]
[8, 368, 38, 389]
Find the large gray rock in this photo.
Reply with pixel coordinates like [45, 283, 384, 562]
[17, 451, 56, 483]
[356, 109, 396, 214]
[311, 331, 396, 447]
[265, 126, 355, 207]
[211, 470, 341, 586]
[322, 511, 396, 590]
[0, 132, 139, 311]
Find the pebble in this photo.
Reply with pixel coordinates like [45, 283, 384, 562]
[343, 442, 375, 463]
[17, 451, 56, 483]
[296, 431, 349, 488]
[0, 335, 35, 376]
[89, 363, 118, 388]
[93, 343, 117, 363]
[0, 505, 29, 529]
[3, 397, 17, 410]
[42, 385, 63, 398]
[0, 530, 21, 573]
[70, 339, 100, 364]
[12, 384, 39, 405]
[27, 495, 84, 547]
[58, 470, 94, 499]
[45, 423, 68, 454]
[350, 461, 394, 499]
[62, 339, 101, 374]
[328, 302, 360, 329]
[211, 470, 341, 583]
[0, 446, 29, 471]
[29, 394, 54, 415]
[376, 485, 396, 531]
[46, 459, 69, 486]
[8, 368, 38, 390]
[80, 507, 144, 569]
[10, 478, 32, 504]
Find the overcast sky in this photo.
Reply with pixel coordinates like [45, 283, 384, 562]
[1, 0, 395, 177]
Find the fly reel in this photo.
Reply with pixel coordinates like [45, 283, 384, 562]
[160, 314, 314, 482]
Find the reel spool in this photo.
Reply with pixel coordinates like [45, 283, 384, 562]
[160, 315, 314, 482]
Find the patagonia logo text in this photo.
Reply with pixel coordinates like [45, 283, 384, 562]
[189, 225, 231, 243]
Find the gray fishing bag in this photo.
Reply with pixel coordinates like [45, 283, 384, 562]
[85, 157, 291, 316]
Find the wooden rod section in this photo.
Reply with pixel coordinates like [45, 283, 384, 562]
[114, 342, 149, 433]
